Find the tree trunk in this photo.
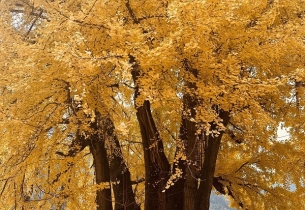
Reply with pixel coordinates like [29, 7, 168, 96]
[90, 112, 112, 210]
[135, 101, 170, 210]
[90, 138, 112, 210]
[182, 119, 198, 210]
[197, 110, 230, 210]
[180, 59, 200, 210]
[128, 56, 232, 210]
[164, 111, 194, 210]
[180, 59, 231, 210]
[130, 55, 170, 210]
[100, 117, 140, 210]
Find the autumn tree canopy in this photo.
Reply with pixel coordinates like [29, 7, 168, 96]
[1, 0, 305, 209]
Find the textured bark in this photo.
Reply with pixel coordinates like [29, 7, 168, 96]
[128, 56, 232, 210]
[130, 56, 170, 210]
[197, 110, 230, 210]
[101, 117, 140, 210]
[180, 59, 231, 210]
[181, 59, 200, 210]
[89, 112, 112, 210]
[166, 125, 186, 210]
[182, 118, 198, 210]
[90, 138, 112, 210]
[136, 101, 170, 210]
[165, 175, 185, 210]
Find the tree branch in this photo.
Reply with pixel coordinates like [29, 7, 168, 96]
[125, 0, 139, 24]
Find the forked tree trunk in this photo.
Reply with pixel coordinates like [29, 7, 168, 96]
[129, 56, 230, 210]
[59, 93, 139, 210]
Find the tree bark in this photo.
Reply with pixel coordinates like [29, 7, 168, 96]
[165, 128, 186, 210]
[100, 117, 140, 210]
[181, 59, 200, 210]
[182, 119, 198, 210]
[130, 55, 170, 210]
[136, 101, 170, 210]
[197, 110, 230, 210]
[89, 112, 112, 210]
[180, 59, 231, 210]
[62, 98, 139, 210]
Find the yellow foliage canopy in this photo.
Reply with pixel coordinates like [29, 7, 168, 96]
[1, 0, 305, 209]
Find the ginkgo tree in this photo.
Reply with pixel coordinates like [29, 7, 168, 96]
[1, 0, 305, 210]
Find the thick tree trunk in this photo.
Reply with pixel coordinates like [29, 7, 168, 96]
[180, 59, 200, 210]
[100, 117, 140, 210]
[135, 101, 170, 210]
[180, 59, 231, 210]
[130, 55, 170, 210]
[128, 56, 232, 210]
[89, 112, 112, 210]
[197, 110, 230, 210]
[165, 174, 185, 210]
[165, 115, 189, 210]
[183, 119, 198, 210]
[182, 109, 230, 210]
[90, 137, 112, 210]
